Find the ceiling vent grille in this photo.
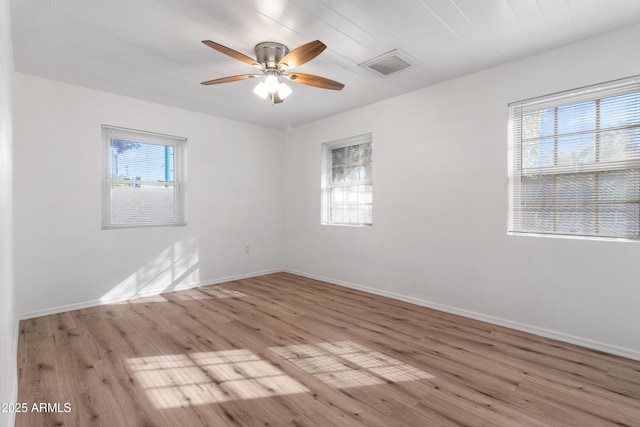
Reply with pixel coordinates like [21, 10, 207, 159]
[360, 49, 418, 76]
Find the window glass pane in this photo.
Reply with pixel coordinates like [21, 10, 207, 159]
[330, 205, 372, 225]
[332, 166, 346, 183]
[331, 208, 345, 223]
[599, 170, 640, 201]
[110, 139, 175, 182]
[601, 92, 640, 129]
[345, 185, 359, 203]
[331, 147, 349, 183]
[553, 174, 597, 235]
[522, 137, 554, 168]
[331, 143, 372, 184]
[521, 208, 554, 233]
[346, 207, 359, 223]
[329, 185, 373, 224]
[523, 109, 554, 139]
[599, 128, 640, 162]
[330, 187, 344, 203]
[522, 175, 554, 203]
[345, 166, 360, 182]
[110, 184, 176, 225]
[599, 170, 640, 237]
[359, 205, 373, 224]
[359, 185, 373, 204]
[348, 145, 361, 163]
[556, 173, 596, 204]
[555, 205, 596, 235]
[558, 101, 596, 134]
[521, 175, 554, 233]
[599, 204, 640, 237]
[360, 164, 371, 180]
[557, 133, 595, 165]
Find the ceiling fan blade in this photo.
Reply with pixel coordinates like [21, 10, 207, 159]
[277, 40, 326, 71]
[287, 73, 345, 90]
[202, 40, 260, 67]
[201, 74, 260, 85]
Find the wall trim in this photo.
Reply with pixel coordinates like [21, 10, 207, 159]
[17, 269, 281, 320]
[283, 269, 640, 362]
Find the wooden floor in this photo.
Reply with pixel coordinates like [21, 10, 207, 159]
[16, 272, 640, 426]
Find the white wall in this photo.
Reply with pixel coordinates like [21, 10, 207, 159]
[283, 23, 640, 360]
[14, 73, 284, 317]
[10, 13, 640, 368]
[0, 0, 16, 425]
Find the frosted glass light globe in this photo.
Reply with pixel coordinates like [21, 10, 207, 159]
[264, 75, 280, 93]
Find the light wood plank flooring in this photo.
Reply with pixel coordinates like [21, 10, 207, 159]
[16, 272, 640, 426]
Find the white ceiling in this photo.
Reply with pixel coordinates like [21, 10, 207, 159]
[10, 0, 640, 129]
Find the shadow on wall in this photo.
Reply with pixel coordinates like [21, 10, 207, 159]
[100, 237, 200, 304]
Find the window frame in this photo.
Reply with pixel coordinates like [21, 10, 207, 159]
[321, 133, 373, 227]
[508, 75, 640, 241]
[101, 125, 186, 230]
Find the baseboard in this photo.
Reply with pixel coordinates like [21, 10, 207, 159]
[283, 269, 640, 362]
[17, 269, 281, 320]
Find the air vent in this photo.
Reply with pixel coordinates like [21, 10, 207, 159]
[360, 49, 418, 76]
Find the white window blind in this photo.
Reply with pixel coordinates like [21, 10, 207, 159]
[321, 134, 373, 226]
[102, 125, 186, 229]
[509, 75, 640, 240]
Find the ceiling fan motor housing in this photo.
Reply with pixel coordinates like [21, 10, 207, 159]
[254, 42, 289, 69]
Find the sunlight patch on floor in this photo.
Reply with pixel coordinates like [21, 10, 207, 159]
[127, 349, 307, 408]
[199, 286, 247, 299]
[113, 294, 169, 305]
[172, 289, 213, 301]
[270, 341, 433, 389]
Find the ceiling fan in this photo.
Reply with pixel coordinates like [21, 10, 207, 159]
[200, 40, 345, 104]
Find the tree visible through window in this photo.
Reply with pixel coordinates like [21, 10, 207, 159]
[102, 126, 186, 229]
[509, 76, 640, 239]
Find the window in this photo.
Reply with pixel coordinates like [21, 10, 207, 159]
[509, 75, 640, 240]
[102, 125, 186, 229]
[321, 134, 372, 226]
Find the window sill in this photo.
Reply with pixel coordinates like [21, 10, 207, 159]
[507, 231, 638, 243]
[321, 223, 373, 228]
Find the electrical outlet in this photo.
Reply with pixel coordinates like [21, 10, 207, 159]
[244, 245, 250, 254]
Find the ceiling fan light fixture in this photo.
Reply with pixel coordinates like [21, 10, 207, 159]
[264, 74, 280, 93]
[253, 81, 268, 99]
[277, 82, 292, 99]
[202, 39, 344, 104]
